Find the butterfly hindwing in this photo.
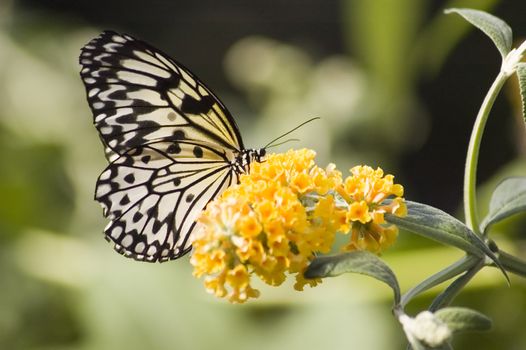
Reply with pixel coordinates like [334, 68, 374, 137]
[96, 141, 239, 261]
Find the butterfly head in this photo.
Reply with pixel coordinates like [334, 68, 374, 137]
[236, 148, 266, 173]
[252, 148, 266, 162]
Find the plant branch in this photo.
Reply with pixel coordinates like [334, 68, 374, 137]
[400, 255, 480, 308]
[429, 259, 484, 311]
[498, 250, 526, 277]
[463, 71, 510, 234]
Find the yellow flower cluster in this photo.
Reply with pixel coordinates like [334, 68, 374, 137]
[338, 166, 407, 253]
[190, 149, 406, 303]
[191, 149, 341, 303]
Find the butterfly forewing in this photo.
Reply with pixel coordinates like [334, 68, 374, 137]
[80, 31, 243, 161]
[80, 31, 250, 262]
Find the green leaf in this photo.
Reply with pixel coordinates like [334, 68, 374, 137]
[412, 0, 499, 75]
[499, 250, 526, 278]
[429, 261, 482, 311]
[305, 251, 400, 304]
[445, 8, 512, 59]
[480, 177, 526, 233]
[435, 307, 492, 333]
[386, 201, 508, 282]
[515, 64, 526, 122]
[401, 255, 479, 307]
[387, 201, 487, 257]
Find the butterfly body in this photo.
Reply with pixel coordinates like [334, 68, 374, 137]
[80, 31, 264, 262]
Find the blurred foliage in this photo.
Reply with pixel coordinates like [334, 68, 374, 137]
[1, 0, 526, 349]
[0, 253, 81, 349]
[0, 126, 73, 238]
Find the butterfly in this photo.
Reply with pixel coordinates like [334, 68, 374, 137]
[79, 31, 266, 262]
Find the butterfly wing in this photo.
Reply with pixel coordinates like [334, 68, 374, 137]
[96, 141, 239, 261]
[80, 30, 244, 161]
[80, 31, 244, 261]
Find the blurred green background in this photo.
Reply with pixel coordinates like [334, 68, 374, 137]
[1, 0, 526, 349]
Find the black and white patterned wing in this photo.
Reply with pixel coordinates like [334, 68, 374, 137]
[79, 30, 244, 161]
[79, 31, 247, 261]
[96, 141, 240, 262]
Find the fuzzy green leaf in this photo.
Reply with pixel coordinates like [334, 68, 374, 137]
[480, 177, 526, 233]
[445, 8, 512, 59]
[305, 251, 400, 304]
[429, 261, 482, 311]
[516, 64, 526, 122]
[499, 250, 526, 278]
[386, 201, 508, 282]
[401, 255, 479, 308]
[435, 307, 492, 333]
[387, 201, 488, 257]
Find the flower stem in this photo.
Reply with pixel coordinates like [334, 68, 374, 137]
[463, 71, 510, 234]
[400, 255, 479, 308]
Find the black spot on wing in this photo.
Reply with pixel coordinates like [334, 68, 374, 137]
[146, 205, 158, 217]
[152, 220, 162, 234]
[120, 194, 130, 205]
[193, 146, 203, 158]
[181, 95, 215, 114]
[133, 212, 143, 223]
[157, 73, 181, 91]
[129, 102, 160, 115]
[173, 130, 185, 139]
[167, 143, 181, 154]
[124, 173, 135, 184]
[107, 89, 128, 100]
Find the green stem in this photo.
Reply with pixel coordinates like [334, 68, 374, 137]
[400, 255, 479, 308]
[499, 250, 526, 277]
[429, 259, 484, 312]
[463, 71, 510, 234]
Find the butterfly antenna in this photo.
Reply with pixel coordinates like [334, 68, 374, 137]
[266, 138, 300, 149]
[264, 117, 320, 149]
